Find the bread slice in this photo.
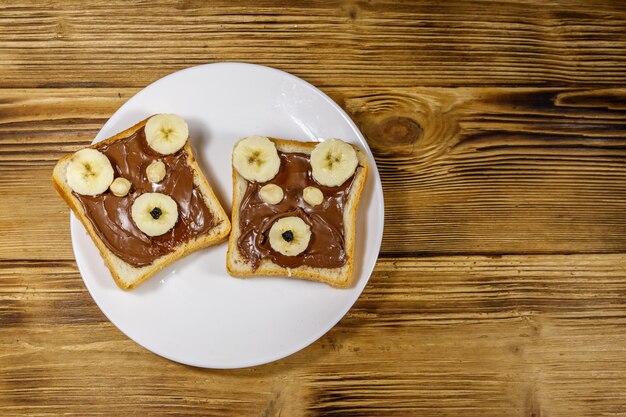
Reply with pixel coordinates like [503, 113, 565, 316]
[52, 117, 231, 290]
[226, 138, 368, 288]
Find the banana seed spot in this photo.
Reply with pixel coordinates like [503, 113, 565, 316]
[248, 151, 262, 165]
[83, 163, 95, 178]
[161, 128, 172, 140]
[282, 230, 294, 242]
[150, 207, 162, 220]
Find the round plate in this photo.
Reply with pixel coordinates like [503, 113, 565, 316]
[71, 63, 384, 368]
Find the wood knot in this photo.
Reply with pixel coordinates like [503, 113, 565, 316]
[348, 6, 358, 20]
[362, 116, 422, 155]
[381, 117, 422, 145]
[55, 19, 71, 39]
[341, 2, 359, 21]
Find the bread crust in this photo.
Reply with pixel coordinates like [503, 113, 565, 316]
[52, 116, 231, 290]
[226, 138, 368, 288]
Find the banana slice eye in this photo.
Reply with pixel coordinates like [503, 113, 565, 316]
[269, 216, 311, 256]
[303, 186, 323, 206]
[146, 160, 166, 183]
[110, 177, 131, 197]
[259, 184, 284, 205]
[233, 136, 281, 183]
[310, 139, 358, 187]
[131, 192, 179, 237]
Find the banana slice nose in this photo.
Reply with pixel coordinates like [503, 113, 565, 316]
[268, 216, 311, 256]
[131, 192, 179, 237]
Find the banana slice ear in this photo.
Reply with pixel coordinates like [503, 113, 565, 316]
[310, 139, 358, 187]
[145, 114, 188, 155]
[233, 136, 281, 183]
[66, 148, 114, 196]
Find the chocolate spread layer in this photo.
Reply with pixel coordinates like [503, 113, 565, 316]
[237, 152, 356, 269]
[74, 127, 216, 267]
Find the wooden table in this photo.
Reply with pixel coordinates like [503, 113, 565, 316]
[2, 1, 626, 415]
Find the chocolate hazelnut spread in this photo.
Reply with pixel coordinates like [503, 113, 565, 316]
[74, 127, 216, 267]
[237, 152, 356, 269]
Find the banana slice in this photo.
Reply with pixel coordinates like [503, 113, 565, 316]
[303, 186, 323, 206]
[269, 216, 311, 256]
[66, 148, 114, 196]
[259, 184, 283, 205]
[310, 139, 358, 187]
[110, 177, 131, 197]
[233, 136, 281, 182]
[131, 192, 179, 237]
[144, 114, 189, 155]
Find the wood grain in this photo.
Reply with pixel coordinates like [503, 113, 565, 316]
[2, 86, 626, 416]
[1, 1, 626, 88]
[2, 88, 626, 256]
[346, 87, 626, 255]
[2, 1, 626, 416]
[3, 256, 626, 416]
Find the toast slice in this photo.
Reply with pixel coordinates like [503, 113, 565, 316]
[226, 138, 368, 288]
[52, 116, 231, 290]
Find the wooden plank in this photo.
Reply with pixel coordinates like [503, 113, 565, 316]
[0, 1, 625, 88]
[0, 166, 75, 260]
[2, 256, 626, 416]
[2, 88, 626, 258]
[3, 1, 626, 416]
[344, 86, 626, 255]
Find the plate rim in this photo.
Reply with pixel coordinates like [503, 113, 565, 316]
[71, 62, 385, 368]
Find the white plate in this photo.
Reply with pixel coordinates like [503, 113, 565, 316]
[71, 63, 384, 368]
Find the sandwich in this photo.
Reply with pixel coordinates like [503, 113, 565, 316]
[226, 136, 368, 287]
[52, 114, 231, 290]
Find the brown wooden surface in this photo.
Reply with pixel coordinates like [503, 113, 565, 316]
[2, 1, 626, 416]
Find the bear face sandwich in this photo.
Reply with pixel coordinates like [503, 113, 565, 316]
[52, 114, 231, 290]
[226, 136, 368, 287]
